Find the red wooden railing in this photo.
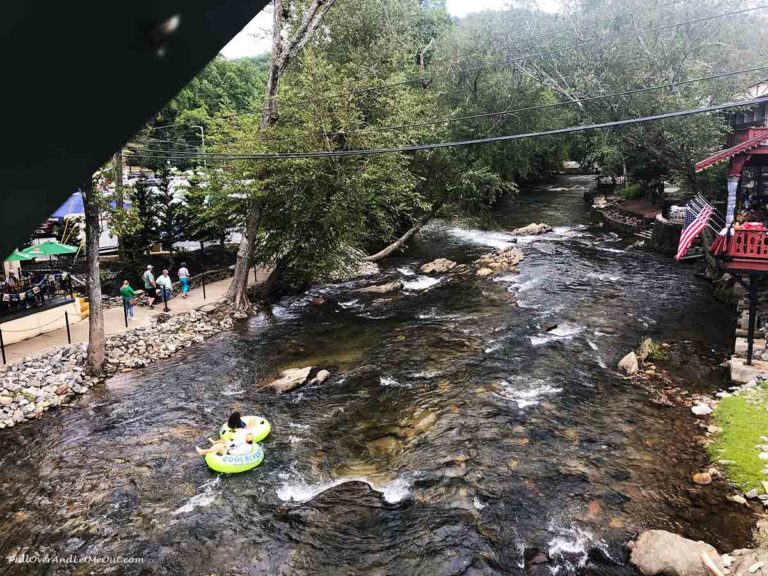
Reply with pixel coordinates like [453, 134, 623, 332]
[724, 229, 768, 262]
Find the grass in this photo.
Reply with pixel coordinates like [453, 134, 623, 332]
[708, 383, 768, 492]
[616, 183, 645, 201]
[645, 339, 669, 361]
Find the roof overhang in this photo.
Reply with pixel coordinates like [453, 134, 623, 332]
[695, 128, 768, 173]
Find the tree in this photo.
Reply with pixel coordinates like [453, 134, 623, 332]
[227, 0, 338, 311]
[128, 175, 160, 256]
[82, 178, 105, 375]
[155, 167, 185, 259]
[182, 170, 234, 248]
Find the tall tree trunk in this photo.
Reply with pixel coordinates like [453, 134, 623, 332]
[226, 201, 259, 309]
[82, 180, 105, 375]
[365, 209, 438, 262]
[227, 0, 336, 313]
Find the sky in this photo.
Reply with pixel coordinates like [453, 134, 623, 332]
[220, 0, 563, 59]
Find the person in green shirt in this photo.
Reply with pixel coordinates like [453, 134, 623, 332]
[120, 279, 136, 320]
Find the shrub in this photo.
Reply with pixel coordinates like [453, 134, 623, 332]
[645, 339, 669, 361]
[617, 183, 645, 200]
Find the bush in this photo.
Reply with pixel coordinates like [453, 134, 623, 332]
[645, 339, 669, 361]
[617, 183, 645, 200]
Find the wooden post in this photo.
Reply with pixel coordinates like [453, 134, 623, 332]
[200, 241, 206, 300]
[747, 273, 758, 365]
[123, 298, 129, 328]
[0, 328, 5, 365]
[65, 311, 72, 344]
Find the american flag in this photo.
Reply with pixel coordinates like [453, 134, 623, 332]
[675, 202, 713, 260]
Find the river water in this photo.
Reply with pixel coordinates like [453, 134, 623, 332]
[0, 176, 751, 575]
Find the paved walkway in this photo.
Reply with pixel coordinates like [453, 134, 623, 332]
[2, 270, 265, 365]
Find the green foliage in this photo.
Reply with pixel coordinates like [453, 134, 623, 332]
[114, 176, 160, 259]
[155, 168, 186, 255]
[180, 170, 235, 246]
[709, 383, 768, 493]
[617, 183, 645, 201]
[644, 339, 669, 361]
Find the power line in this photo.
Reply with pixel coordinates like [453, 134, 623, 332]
[354, 63, 768, 134]
[133, 63, 768, 153]
[126, 95, 768, 161]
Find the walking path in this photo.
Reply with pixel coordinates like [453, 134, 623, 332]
[2, 270, 264, 365]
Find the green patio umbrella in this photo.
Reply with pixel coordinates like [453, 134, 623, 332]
[4, 250, 35, 262]
[21, 240, 78, 258]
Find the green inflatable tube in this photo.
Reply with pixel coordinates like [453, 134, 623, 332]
[219, 415, 271, 443]
[205, 441, 264, 474]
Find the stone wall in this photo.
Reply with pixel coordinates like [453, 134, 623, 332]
[649, 216, 682, 255]
[595, 207, 645, 233]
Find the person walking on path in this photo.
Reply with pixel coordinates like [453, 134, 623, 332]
[177, 262, 190, 299]
[142, 265, 157, 309]
[120, 279, 136, 320]
[156, 269, 173, 309]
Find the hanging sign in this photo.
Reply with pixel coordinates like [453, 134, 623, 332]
[726, 175, 739, 228]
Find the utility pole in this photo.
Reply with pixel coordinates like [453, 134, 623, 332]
[114, 151, 126, 260]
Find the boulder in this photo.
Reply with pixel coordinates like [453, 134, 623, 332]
[630, 530, 722, 576]
[500, 247, 524, 266]
[637, 337, 653, 362]
[308, 369, 331, 386]
[618, 351, 639, 375]
[510, 223, 552, 236]
[692, 472, 712, 485]
[476, 268, 494, 278]
[420, 258, 458, 274]
[356, 280, 403, 294]
[267, 366, 313, 394]
[691, 403, 713, 417]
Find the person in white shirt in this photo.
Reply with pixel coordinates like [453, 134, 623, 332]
[177, 262, 190, 299]
[156, 269, 173, 307]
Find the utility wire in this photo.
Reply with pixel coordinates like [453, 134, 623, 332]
[126, 95, 768, 161]
[354, 64, 768, 134]
[132, 63, 768, 157]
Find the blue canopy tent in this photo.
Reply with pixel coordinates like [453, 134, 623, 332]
[50, 191, 130, 219]
[51, 192, 84, 219]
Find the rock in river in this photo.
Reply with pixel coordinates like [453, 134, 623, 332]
[308, 369, 331, 386]
[630, 530, 722, 576]
[511, 223, 552, 236]
[420, 258, 457, 274]
[267, 366, 313, 394]
[356, 280, 403, 294]
[618, 351, 639, 375]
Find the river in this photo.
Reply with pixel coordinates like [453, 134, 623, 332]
[0, 175, 750, 575]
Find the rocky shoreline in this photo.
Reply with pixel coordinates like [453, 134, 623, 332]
[0, 305, 234, 429]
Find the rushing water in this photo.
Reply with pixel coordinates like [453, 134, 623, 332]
[0, 176, 751, 576]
